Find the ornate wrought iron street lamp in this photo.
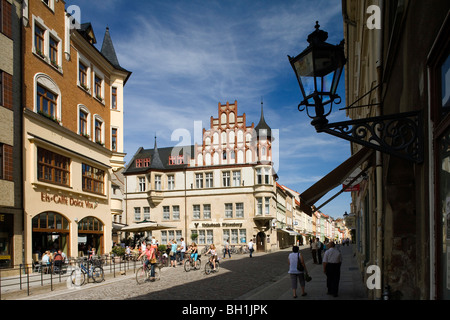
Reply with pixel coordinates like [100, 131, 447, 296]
[288, 21, 346, 130]
[288, 22, 423, 163]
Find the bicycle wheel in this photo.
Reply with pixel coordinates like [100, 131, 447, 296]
[195, 258, 201, 270]
[215, 261, 220, 272]
[70, 268, 85, 286]
[184, 259, 191, 272]
[205, 261, 212, 275]
[92, 266, 104, 283]
[153, 266, 160, 281]
[136, 266, 148, 284]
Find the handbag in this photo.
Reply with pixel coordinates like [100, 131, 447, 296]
[297, 253, 304, 272]
[305, 272, 312, 282]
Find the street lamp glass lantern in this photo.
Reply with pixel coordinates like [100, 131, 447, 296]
[288, 21, 346, 124]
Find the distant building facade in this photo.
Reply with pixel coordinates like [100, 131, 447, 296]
[123, 101, 298, 251]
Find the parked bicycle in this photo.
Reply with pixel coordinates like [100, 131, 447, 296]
[70, 260, 104, 286]
[184, 254, 201, 272]
[136, 258, 160, 284]
[239, 245, 249, 254]
[204, 256, 220, 275]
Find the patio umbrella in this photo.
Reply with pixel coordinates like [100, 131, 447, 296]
[121, 219, 175, 232]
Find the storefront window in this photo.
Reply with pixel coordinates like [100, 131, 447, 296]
[78, 216, 104, 256]
[32, 212, 70, 260]
[0, 214, 13, 269]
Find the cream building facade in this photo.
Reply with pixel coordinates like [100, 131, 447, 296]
[124, 101, 289, 252]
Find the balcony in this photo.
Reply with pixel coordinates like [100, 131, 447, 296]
[253, 213, 275, 231]
[147, 190, 164, 206]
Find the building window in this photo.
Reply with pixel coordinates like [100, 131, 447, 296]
[79, 109, 88, 137]
[82, 163, 104, 194]
[111, 87, 117, 109]
[37, 147, 70, 186]
[135, 158, 150, 168]
[34, 24, 45, 57]
[94, 118, 103, 144]
[168, 175, 175, 190]
[143, 207, 150, 220]
[203, 204, 211, 219]
[94, 75, 102, 100]
[79, 62, 88, 89]
[111, 128, 117, 151]
[225, 203, 233, 218]
[37, 85, 57, 119]
[195, 173, 203, 188]
[198, 230, 205, 244]
[154, 175, 161, 190]
[222, 171, 230, 187]
[256, 168, 262, 184]
[134, 207, 141, 221]
[265, 167, 271, 184]
[256, 198, 263, 216]
[206, 230, 214, 244]
[205, 172, 213, 188]
[168, 155, 184, 165]
[193, 205, 200, 219]
[232, 171, 241, 187]
[239, 229, 247, 244]
[236, 203, 244, 218]
[138, 177, 146, 192]
[49, 36, 58, 66]
[163, 206, 170, 220]
[265, 197, 270, 215]
[172, 205, 180, 220]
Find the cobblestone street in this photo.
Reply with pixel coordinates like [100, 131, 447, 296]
[5, 245, 367, 301]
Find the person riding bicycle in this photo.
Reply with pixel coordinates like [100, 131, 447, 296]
[138, 244, 158, 280]
[205, 244, 218, 270]
[190, 243, 199, 268]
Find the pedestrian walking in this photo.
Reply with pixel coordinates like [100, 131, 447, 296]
[223, 239, 231, 259]
[311, 239, 318, 264]
[317, 238, 323, 264]
[323, 241, 342, 297]
[248, 239, 254, 258]
[288, 246, 308, 298]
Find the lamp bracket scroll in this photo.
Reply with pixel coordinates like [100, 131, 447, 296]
[317, 110, 424, 163]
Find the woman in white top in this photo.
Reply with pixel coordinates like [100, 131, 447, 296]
[288, 246, 307, 298]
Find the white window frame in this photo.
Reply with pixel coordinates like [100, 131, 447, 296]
[77, 53, 92, 91]
[138, 176, 146, 192]
[154, 175, 162, 190]
[32, 16, 63, 71]
[168, 175, 175, 190]
[34, 73, 62, 122]
[93, 114, 105, 145]
[77, 104, 91, 138]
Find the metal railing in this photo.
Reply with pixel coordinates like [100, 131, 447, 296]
[0, 254, 169, 299]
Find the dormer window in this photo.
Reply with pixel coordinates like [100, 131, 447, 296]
[135, 158, 150, 168]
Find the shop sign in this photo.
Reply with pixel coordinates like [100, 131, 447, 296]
[194, 222, 243, 228]
[40, 192, 98, 209]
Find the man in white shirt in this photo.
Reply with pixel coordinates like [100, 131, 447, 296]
[248, 239, 254, 258]
[322, 241, 342, 297]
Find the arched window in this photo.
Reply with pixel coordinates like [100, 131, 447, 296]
[34, 73, 61, 122]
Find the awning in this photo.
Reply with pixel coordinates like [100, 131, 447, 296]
[121, 220, 175, 232]
[299, 147, 374, 216]
[279, 229, 301, 236]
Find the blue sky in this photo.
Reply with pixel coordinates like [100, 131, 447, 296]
[66, 0, 352, 219]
